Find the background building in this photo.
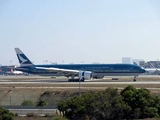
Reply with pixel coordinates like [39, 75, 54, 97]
[132, 59, 144, 65]
[122, 57, 131, 64]
[139, 61, 146, 68]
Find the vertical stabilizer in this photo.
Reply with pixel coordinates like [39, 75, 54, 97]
[14, 48, 33, 66]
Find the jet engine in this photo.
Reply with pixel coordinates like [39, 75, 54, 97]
[78, 71, 92, 81]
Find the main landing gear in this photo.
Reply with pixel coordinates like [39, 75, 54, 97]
[133, 76, 137, 82]
[68, 78, 85, 82]
[68, 76, 85, 82]
[80, 77, 85, 82]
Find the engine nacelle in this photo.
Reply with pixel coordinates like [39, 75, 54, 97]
[78, 71, 92, 81]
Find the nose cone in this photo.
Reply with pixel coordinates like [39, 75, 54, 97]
[141, 68, 146, 73]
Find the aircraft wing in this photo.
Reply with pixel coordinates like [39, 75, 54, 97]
[35, 67, 79, 75]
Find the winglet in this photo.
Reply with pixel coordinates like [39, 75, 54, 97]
[14, 48, 33, 66]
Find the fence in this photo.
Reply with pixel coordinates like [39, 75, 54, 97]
[0, 96, 71, 106]
[0, 96, 71, 116]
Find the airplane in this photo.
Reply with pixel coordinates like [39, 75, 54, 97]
[5, 68, 23, 75]
[133, 62, 160, 75]
[10, 68, 24, 75]
[14, 48, 146, 82]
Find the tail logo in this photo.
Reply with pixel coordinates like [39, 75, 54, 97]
[17, 54, 27, 64]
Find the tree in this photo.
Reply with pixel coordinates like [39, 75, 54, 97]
[58, 86, 160, 119]
[0, 107, 14, 120]
[121, 85, 159, 119]
[21, 100, 35, 106]
[58, 88, 131, 120]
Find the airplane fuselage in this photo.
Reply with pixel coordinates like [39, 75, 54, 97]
[15, 64, 146, 77]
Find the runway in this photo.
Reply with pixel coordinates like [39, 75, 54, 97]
[1, 81, 160, 85]
[0, 75, 160, 85]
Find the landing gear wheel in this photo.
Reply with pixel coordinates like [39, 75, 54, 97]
[80, 78, 85, 82]
[133, 76, 137, 82]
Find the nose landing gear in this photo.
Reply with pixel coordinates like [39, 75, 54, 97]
[133, 76, 137, 82]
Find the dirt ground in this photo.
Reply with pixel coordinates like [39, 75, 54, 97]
[1, 76, 160, 105]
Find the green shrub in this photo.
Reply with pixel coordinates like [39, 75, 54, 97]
[21, 100, 35, 106]
[0, 107, 14, 120]
[36, 99, 47, 107]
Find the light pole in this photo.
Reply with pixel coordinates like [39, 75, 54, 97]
[79, 78, 81, 96]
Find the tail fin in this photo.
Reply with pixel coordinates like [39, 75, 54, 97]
[14, 48, 33, 66]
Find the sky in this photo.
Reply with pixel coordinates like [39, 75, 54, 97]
[0, 0, 160, 65]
